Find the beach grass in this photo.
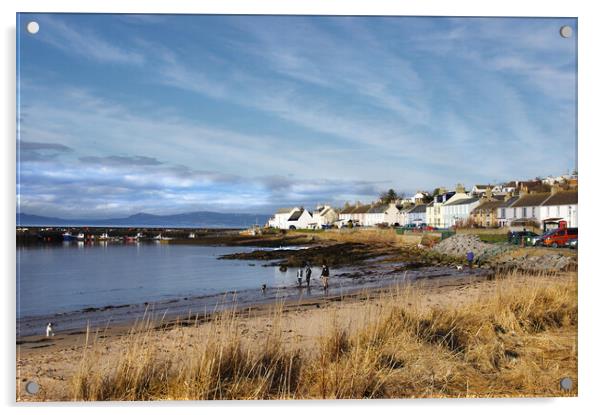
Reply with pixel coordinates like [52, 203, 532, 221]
[70, 271, 577, 400]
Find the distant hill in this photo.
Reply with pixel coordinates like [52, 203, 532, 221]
[16, 211, 271, 229]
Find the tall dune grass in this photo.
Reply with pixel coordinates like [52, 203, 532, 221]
[71, 272, 577, 400]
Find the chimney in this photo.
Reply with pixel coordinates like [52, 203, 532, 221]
[551, 184, 560, 195]
[504, 193, 512, 202]
[519, 185, 529, 196]
[455, 183, 465, 194]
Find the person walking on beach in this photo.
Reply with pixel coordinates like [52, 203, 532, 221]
[297, 266, 304, 287]
[305, 264, 312, 288]
[320, 263, 330, 290]
[466, 251, 474, 270]
[46, 322, 55, 337]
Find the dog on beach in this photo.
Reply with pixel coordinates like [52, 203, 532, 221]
[261, 284, 267, 293]
[46, 322, 55, 337]
[456, 265, 463, 271]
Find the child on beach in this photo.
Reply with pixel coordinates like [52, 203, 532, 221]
[305, 264, 312, 288]
[320, 264, 330, 290]
[297, 267, 304, 287]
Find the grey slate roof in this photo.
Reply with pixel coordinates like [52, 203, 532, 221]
[368, 204, 388, 214]
[288, 210, 306, 221]
[446, 197, 480, 206]
[408, 204, 427, 213]
[541, 191, 577, 206]
[500, 196, 519, 207]
[512, 193, 550, 208]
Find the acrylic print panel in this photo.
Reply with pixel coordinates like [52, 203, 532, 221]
[16, 14, 577, 401]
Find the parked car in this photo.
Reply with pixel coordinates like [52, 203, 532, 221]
[543, 227, 578, 248]
[508, 231, 539, 245]
[531, 230, 556, 246]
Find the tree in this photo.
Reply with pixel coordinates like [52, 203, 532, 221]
[379, 189, 398, 204]
[432, 188, 443, 196]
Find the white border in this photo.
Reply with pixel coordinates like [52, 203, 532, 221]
[2, 1, 601, 414]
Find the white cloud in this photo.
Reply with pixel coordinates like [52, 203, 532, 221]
[35, 15, 145, 65]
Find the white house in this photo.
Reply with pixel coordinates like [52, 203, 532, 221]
[496, 195, 520, 227]
[441, 196, 481, 227]
[364, 204, 389, 227]
[286, 209, 314, 230]
[268, 207, 300, 229]
[268, 207, 314, 230]
[440, 185, 473, 227]
[383, 203, 403, 226]
[426, 191, 455, 228]
[310, 205, 338, 228]
[502, 192, 550, 229]
[338, 204, 372, 227]
[470, 185, 492, 196]
[539, 189, 578, 228]
[407, 204, 427, 226]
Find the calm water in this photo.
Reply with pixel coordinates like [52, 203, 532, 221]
[17, 242, 319, 319]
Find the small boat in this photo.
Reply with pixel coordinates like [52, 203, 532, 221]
[62, 232, 75, 241]
[98, 233, 109, 241]
[76, 233, 85, 241]
[125, 236, 138, 243]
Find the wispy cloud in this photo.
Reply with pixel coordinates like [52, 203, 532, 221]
[34, 15, 145, 65]
[17, 15, 577, 217]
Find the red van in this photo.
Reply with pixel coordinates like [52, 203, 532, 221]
[543, 227, 577, 248]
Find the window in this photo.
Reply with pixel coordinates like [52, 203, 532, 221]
[522, 207, 527, 218]
[531, 207, 536, 217]
[500, 208, 506, 219]
[557, 206, 560, 216]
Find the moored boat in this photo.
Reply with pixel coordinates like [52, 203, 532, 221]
[62, 232, 75, 241]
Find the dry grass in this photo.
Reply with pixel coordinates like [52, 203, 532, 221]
[296, 228, 401, 245]
[71, 272, 577, 400]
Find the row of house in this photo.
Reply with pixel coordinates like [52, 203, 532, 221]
[267, 180, 578, 231]
[267, 205, 338, 230]
[471, 186, 578, 229]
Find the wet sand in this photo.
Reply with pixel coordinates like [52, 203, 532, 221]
[17, 256, 485, 339]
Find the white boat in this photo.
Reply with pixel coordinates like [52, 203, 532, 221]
[98, 233, 109, 241]
[76, 233, 85, 241]
[62, 232, 75, 241]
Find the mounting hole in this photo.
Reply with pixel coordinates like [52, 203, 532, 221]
[26, 21, 40, 35]
[559, 25, 572, 38]
[25, 381, 40, 395]
[560, 377, 573, 391]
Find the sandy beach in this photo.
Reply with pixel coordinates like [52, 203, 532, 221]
[17, 268, 577, 401]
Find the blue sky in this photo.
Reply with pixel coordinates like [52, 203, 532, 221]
[17, 14, 577, 218]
